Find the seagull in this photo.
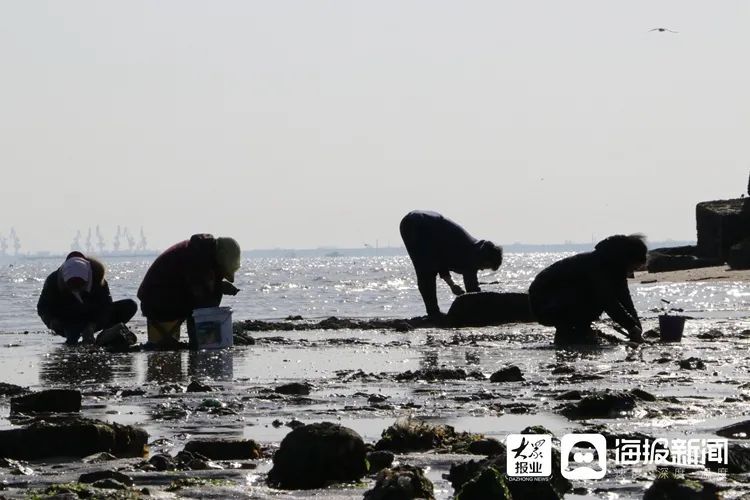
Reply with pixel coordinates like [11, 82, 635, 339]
[650, 27, 678, 33]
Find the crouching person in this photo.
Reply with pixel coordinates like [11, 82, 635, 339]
[528, 234, 646, 344]
[37, 252, 138, 345]
[137, 234, 241, 348]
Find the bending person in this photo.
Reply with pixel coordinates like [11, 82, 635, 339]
[529, 234, 646, 344]
[37, 252, 137, 345]
[137, 234, 241, 347]
[400, 210, 503, 319]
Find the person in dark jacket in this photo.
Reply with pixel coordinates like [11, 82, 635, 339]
[400, 210, 504, 319]
[37, 252, 138, 345]
[528, 234, 647, 344]
[137, 234, 241, 346]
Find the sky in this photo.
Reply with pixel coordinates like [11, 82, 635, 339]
[0, 1, 748, 253]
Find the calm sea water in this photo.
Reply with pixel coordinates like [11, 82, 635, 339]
[1, 253, 749, 332]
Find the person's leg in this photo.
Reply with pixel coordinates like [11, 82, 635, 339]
[95, 299, 138, 331]
[531, 287, 602, 344]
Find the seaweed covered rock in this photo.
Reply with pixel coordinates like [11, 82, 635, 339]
[375, 417, 481, 454]
[363, 465, 435, 500]
[0, 382, 28, 397]
[705, 443, 750, 473]
[267, 422, 367, 489]
[716, 419, 750, 439]
[448, 448, 571, 500]
[366, 450, 395, 473]
[79, 470, 134, 487]
[10, 389, 81, 414]
[395, 368, 467, 382]
[643, 476, 721, 500]
[183, 439, 262, 460]
[455, 467, 511, 500]
[489, 366, 524, 383]
[0, 417, 147, 459]
[447, 292, 533, 327]
[275, 382, 312, 395]
[560, 391, 636, 419]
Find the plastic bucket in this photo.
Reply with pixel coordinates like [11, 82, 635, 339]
[192, 306, 233, 349]
[659, 315, 686, 342]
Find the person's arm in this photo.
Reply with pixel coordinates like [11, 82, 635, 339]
[37, 274, 65, 332]
[617, 278, 642, 329]
[590, 271, 641, 338]
[440, 271, 465, 296]
[462, 271, 480, 293]
[417, 271, 442, 317]
[90, 280, 114, 331]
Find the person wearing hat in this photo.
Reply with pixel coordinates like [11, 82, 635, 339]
[399, 210, 504, 320]
[528, 234, 646, 344]
[37, 252, 138, 345]
[137, 234, 241, 347]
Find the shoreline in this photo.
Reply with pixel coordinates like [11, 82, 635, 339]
[634, 265, 750, 284]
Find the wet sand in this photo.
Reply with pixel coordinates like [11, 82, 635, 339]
[636, 265, 750, 284]
[3, 313, 750, 498]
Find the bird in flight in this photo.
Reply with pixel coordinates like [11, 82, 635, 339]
[650, 27, 678, 33]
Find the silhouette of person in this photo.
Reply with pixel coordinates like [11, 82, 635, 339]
[400, 211, 503, 319]
[529, 234, 646, 344]
[37, 252, 137, 345]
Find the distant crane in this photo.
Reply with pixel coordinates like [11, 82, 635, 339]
[85, 228, 93, 254]
[113, 226, 121, 252]
[95, 225, 106, 255]
[9, 228, 20, 255]
[0, 235, 7, 256]
[137, 227, 148, 252]
[124, 227, 136, 253]
[71, 230, 82, 251]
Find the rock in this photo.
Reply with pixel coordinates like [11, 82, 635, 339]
[79, 470, 134, 487]
[647, 253, 720, 273]
[455, 467, 511, 500]
[91, 478, 128, 490]
[644, 477, 722, 500]
[0, 382, 29, 397]
[366, 450, 394, 473]
[728, 238, 750, 270]
[10, 389, 82, 413]
[467, 438, 505, 456]
[183, 439, 262, 460]
[363, 465, 435, 500]
[447, 292, 533, 327]
[555, 390, 582, 400]
[489, 366, 524, 383]
[696, 198, 750, 261]
[697, 329, 724, 340]
[82, 452, 117, 463]
[717, 420, 750, 439]
[275, 382, 312, 395]
[95, 323, 137, 350]
[186, 380, 212, 393]
[395, 368, 467, 382]
[286, 419, 305, 430]
[561, 391, 636, 419]
[630, 388, 657, 402]
[375, 417, 481, 454]
[447, 450, 570, 500]
[678, 357, 706, 370]
[149, 453, 176, 471]
[0, 457, 33, 475]
[267, 422, 368, 489]
[706, 443, 750, 473]
[0, 417, 148, 459]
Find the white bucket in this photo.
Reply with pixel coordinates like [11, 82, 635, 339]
[192, 306, 233, 349]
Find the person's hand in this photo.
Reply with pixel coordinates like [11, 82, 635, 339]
[221, 281, 240, 296]
[450, 284, 465, 296]
[81, 323, 97, 344]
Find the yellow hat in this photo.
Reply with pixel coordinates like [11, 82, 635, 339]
[216, 237, 241, 282]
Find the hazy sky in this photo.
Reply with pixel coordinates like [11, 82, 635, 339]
[1, 1, 748, 252]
